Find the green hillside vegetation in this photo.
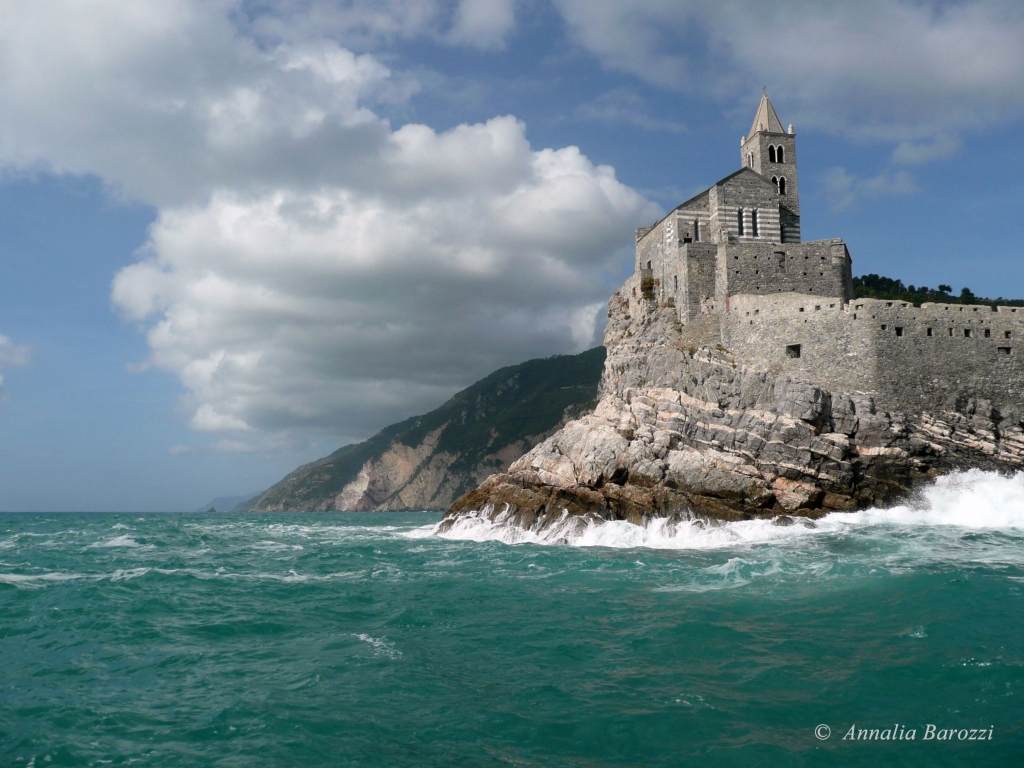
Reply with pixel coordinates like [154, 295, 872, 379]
[244, 346, 606, 510]
[853, 274, 1024, 308]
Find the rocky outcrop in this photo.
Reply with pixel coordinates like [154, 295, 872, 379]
[442, 292, 1024, 531]
[244, 347, 606, 512]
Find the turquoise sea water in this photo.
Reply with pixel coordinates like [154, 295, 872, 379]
[2, 470, 1024, 767]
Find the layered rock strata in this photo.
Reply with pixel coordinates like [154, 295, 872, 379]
[443, 293, 1024, 531]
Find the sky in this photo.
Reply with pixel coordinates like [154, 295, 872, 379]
[1, 0, 1023, 511]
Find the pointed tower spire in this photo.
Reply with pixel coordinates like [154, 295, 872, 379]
[747, 93, 784, 138]
[740, 92, 800, 241]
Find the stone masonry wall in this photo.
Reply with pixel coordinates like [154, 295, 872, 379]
[854, 299, 1024, 414]
[779, 205, 801, 244]
[714, 171, 782, 243]
[678, 242, 718, 322]
[674, 193, 711, 245]
[720, 239, 851, 300]
[722, 292, 875, 396]
[634, 214, 680, 306]
[722, 294, 1024, 418]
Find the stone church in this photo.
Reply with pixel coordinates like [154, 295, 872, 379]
[622, 95, 1024, 416]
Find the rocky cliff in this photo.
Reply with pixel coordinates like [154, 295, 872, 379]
[443, 291, 1024, 531]
[243, 347, 605, 512]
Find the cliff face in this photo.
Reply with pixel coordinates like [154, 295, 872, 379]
[443, 292, 1024, 531]
[244, 347, 605, 512]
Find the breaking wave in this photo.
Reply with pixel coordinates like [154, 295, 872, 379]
[433, 470, 1024, 553]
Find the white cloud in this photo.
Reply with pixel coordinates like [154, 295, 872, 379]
[892, 134, 961, 165]
[0, 335, 30, 394]
[111, 120, 654, 438]
[823, 167, 918, 211]
[447, 0, 517, 49]
[0, 2, 655, 444]
[553, 0, 1024, 144]
[244, 0, 518, 51]
[0, 335, 30, 369]
[0, 1, 427, 206]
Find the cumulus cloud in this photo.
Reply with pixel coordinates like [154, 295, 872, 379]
[0, 1, 654, 445]
[111, 117, 653, 438]
[0, 2, 426, 206]
[553, 0, 1024, 144]
[823, 167, 918, 211]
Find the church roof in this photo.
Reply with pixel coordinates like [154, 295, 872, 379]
[674, 167, 774, 212]
[748, 93, 784, 138]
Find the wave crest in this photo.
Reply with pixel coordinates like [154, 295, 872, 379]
[435, 470, 1024, 550]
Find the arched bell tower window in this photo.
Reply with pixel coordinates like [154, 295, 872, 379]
[779, 177, 787, 195]
[771, 176, 779, 192]
[768, 145, 776, 163]
[777, 146, 785, 163]
[737, 208, 745, 236]
[751, 209, 759, 237]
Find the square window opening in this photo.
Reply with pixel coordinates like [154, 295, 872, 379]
[785, 344, 801, 359]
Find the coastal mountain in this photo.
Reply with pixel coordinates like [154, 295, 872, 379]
[242, 347, 606, 512]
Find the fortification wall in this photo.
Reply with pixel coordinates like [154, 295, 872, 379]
[722, 293, 875, 395]
[722, 294, 1024, 416]
[854, 299, 1024, 413]
[720, 239, 851, 301]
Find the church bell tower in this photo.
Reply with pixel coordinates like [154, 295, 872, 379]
[741, 94, 801, 243]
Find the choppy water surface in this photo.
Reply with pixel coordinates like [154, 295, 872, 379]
[2, 470, 1024, 766]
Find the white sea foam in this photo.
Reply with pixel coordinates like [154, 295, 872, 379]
[434, 470, 1024, 552]
[0, 571, 87, 587]
[353, 633, 402, 659]
[88, 535, 144, 548]
[109, 567, 151, 581]
[252, 540, 304, 552]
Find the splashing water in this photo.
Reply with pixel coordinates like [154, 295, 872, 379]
[434, 469, 1024, 554]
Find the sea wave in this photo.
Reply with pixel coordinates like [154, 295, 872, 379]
[0, 571, 88, 587]
[433, 469, 1024, 552]
[88, 534, 145, 548]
